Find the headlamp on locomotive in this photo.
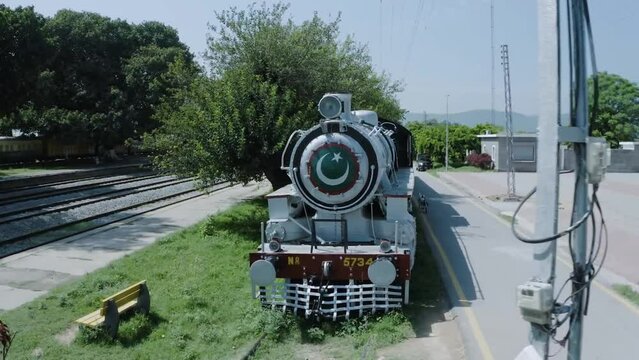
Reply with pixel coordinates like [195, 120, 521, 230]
[249, 93, 416, 319]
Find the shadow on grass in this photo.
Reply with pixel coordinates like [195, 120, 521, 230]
[203, 198, 268, 239]
[119, 312, 166, 347]
[77, 311, 166, 347]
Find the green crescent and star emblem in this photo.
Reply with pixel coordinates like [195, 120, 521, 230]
[310, 145, 358, 194]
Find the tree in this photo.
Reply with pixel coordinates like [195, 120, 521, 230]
[0, 6, 47, 118]
[146, 3, 404, 189]
[123, 45, 197, 137]
[408, 122, 501, 166]
[589, 72, 639, 148]
[0, 8, 196, 153]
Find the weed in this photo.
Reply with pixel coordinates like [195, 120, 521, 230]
[76, 326, 113, 345]
[118, 313, 154, 345]
[169, 328, 192, 350]
[258, 309, 295, 342]
[613, 284, 639, 306]
[181, 350, 199, 360]
[304, 327, 326, 343]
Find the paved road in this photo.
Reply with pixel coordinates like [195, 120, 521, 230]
[439, 171, 639, 287]
[415, 172, 639, 360]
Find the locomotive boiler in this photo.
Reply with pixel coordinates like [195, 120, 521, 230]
[249, 93, 415, 319]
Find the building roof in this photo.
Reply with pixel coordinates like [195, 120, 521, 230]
[477, 133, 537, 139]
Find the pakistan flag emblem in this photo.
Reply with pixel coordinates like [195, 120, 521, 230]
[309, 144, 359, 194]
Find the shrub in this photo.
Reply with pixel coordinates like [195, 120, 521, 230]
[305, 327, 326, 343]
[466, 152, 493, 169]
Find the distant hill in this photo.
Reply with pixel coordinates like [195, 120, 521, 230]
[404, 110, 539, 133]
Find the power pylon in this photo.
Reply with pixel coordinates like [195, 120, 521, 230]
[501, 44, 516, 199]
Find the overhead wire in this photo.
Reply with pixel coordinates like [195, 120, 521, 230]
[402, 0, 426, 76]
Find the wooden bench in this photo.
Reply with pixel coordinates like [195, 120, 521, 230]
[75, 280, 150, 338]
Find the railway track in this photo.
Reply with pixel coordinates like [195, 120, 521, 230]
[0, 162, 150, 191]
[0, 177, 193, 225]
[0, 175, 182, 219]
[0, 172, 160, 205]
[0, 176, 231, 258]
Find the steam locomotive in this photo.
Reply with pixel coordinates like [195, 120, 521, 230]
[249, 93, 415, 319]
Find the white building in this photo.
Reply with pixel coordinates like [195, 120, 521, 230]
[477, 133, 537, 172]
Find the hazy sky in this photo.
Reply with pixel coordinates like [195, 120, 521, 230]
[4, 0, 638, 115]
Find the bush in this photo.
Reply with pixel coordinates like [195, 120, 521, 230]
[466, 152, 493, 169]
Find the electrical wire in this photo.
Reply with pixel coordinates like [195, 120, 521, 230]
[582, 0, 599, 129]
[510, 177, 595, 244]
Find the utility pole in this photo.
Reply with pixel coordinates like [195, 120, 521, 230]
[568, 0, 590, 357]
[531, 0, 560, 357]
[500, 44, 516, 198]
[525, 2, 596, 359]
[491, 0, 495, 125]
[445, 94, 450, 171]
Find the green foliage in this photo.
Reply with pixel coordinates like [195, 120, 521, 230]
[257, 310, 296, 342]
[589, 72, 639, 148]
[0, 6, 197, 148]
[203, 199, 268, 237]
[0, 5, 47, 119]
[146, 3, 404, 189]
[408, 122, 501, 166]
[304, 327, 326, 343]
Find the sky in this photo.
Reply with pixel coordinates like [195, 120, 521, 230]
[4, 0, 638, 116]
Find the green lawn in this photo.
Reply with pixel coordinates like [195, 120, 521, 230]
[0, 199, 444, 360]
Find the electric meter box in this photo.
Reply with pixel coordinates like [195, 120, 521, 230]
[517, 281, 553, 325]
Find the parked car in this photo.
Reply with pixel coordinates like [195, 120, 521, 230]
[416, 154, 431, 171]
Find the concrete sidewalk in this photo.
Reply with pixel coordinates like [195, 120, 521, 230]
[0, 181, 271, 311]
[436, 171, 639, 290]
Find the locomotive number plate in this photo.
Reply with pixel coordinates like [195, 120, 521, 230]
[343, 257, 374, 267]
[249, 252, 411, 281]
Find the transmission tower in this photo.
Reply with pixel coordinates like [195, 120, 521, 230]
[500, 44, 516, 198]
[491, 0, 495, 125]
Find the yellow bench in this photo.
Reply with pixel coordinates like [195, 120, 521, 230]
[75, 280, 150, 338]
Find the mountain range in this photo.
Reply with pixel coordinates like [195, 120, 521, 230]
[404, 110, 540, 133]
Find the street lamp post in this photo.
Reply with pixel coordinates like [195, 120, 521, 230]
[445, 95, 450, 171]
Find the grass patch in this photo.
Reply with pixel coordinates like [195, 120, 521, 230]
[426, 165, 489, 177]
[0, 167, 51, 177]
[63, 221, 96, 232]
[0, 200, 270, 359]
[0, 198, 444, 359]
[612, 284, 639, 306]
[0, 163, 82, 177]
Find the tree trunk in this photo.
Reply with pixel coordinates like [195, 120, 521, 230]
[263, 151, 291, 190]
